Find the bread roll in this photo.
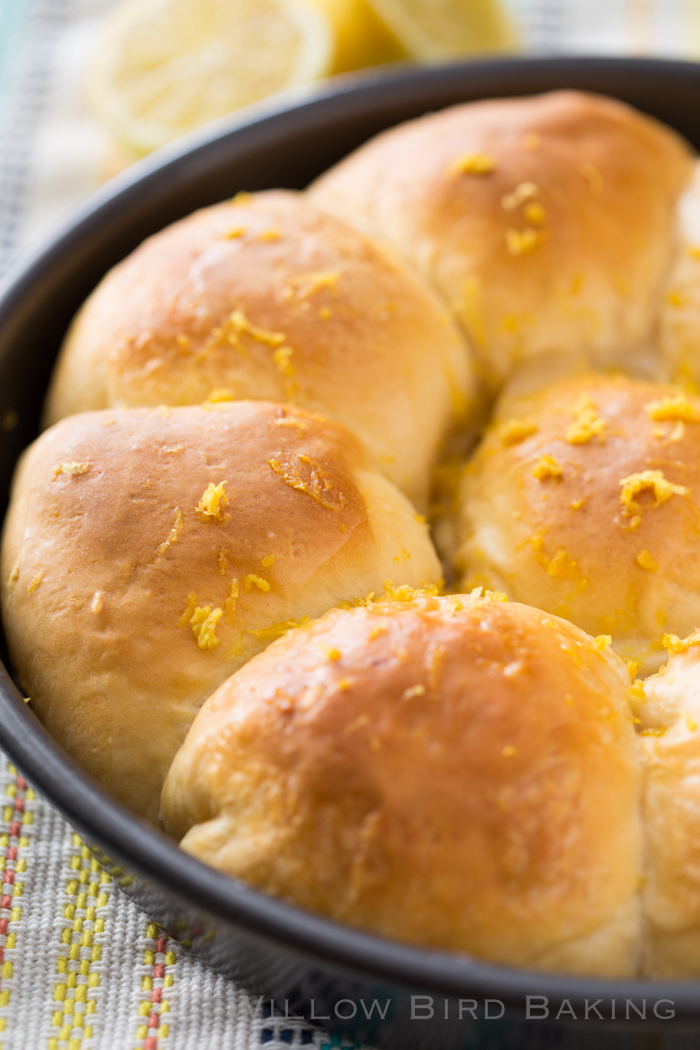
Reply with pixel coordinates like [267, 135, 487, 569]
[457, 374, 700, 674]
[43, 190, 474, 509]
[660, 162, 700, 387]
[163, 591, 642, 977]
[1, 401, 440, 823]
[310, 91, 692, 387]
[637, 632, 700, 977]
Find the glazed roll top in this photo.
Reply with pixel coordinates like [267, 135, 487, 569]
[310, 90, 693, 387]
[660, 162, 700, 387]
[0, 402, 440, 823]
[43, 189, 474, 509]
[163, 591, 642, 977]
[638, 632, 700, 978]
[457, 374, 700, 674]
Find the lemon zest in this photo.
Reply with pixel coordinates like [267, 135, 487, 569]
[566, 397, 605, 444]
[197, 482, 229, 523]
[636, 549, 658, 572]
[501, 181, 537, 211]
[243, 574, 270, 593]
[645, 393, 700, 423]
[532, 454, 562, 481]
[53, 461, 90, 479]
[662, 630, 700, 656]
[449, 152, 496, 176]
[190, 606, 223, 650]
[272, 346, 294, 377]
[157, 507, 183, 554]
[27, 573, 43, 594]
[505, 228, 543, 256]
[285, 270, 340, 300]
[619, 470, 688, 518]
[225, 579, 239, 625]
[497, 418, 538, 446]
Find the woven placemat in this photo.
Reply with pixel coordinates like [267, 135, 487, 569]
[0, 1, 698, 1047]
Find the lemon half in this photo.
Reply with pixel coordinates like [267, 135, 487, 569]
[307, 0, 407, 72]
[86, 0, 334, 156]
[367, 0, 516, 61]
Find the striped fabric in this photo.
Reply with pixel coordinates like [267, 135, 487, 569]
[0, 1, 698, 1046]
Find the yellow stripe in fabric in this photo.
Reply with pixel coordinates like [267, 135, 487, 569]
[0, 765, 34, 1050]
[47, 835, 112, 1049]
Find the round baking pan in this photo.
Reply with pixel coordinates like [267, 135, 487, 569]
[1, 57, 699, 1049]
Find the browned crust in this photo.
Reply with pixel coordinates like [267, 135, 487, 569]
[1, 402, 440, 822]
[164, 592, 641, 975]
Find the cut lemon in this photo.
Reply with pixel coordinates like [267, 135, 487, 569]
[306, 0, 407, 72]
[86, 0, 334, 156]
[366, 0, 516, 61]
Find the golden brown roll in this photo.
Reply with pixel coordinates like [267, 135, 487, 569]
[43, 190, 474, 508]
[310, 91, 693, 387]
[0, 401, 440, 823]
[660, 162, 700, 388]
[163, 591, 642, 977]
[457, 374, 700, 674]
[637, 632, 700, 977]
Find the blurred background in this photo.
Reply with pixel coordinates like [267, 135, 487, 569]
[1, 0, 700, 277]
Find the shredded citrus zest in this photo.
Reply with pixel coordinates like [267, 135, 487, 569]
[225, 578, 239, 624]
[243, 574, 270, 593]
[229, 310, 284, 346]
[285, 270, 340, 300]
[197, 482, 229, 523]
[205, 388, 236, 403]
[178, 593, 198, 627]
[449, 152, 496, 176]
[662, 630, 700, 656]
[645, 393, 700, 423]
[505, 228, 543, 256]
[382, 580, 441, 603]
[27, 573, 43, 594]
[190, 605, 223, 650]
[497, 418, 538, 446]
[53, 461, 90, 479]
[619, 470, 688, 517]
[524, 202, 546, 224]
[245, 617, 308, 641]
[566, 397, 605, 444]
[157, 507, 183, 554]
[532, 454, 562, 481]
[629, 680, 646, 702]
[272, 346, 294, 377]
[636, 549, 658, 572]
[501, 181, 537, 211]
